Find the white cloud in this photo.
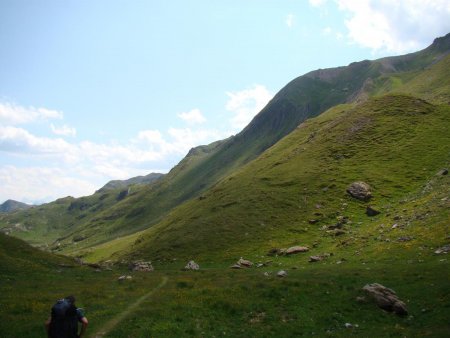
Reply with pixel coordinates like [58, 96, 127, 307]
[0, 165, 98, 204]
[0, 102, 63, 125]
[322, 26, 332, 35]
[51, 124, 77, 137]
[0, 126, 72, 154]
[309, 0, 328, 7]
[226, 85, 273, 130]
[312, 0, 450, 53]
[177, 108, 206, 125]
[286, 14, 295, 28]
[0, 100, 231, 203]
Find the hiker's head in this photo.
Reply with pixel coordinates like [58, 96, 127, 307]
[65, 295, 76, 305]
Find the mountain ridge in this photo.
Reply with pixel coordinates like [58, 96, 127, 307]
[1, 33, 449, 260]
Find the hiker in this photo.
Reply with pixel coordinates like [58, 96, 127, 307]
[45, 295, 88, 338]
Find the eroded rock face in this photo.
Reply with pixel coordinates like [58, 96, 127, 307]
[347, 182, 372, 201]
[362, 283, 408, 316]
[184, 260, 200, 270]
[129, 261, 154, 272]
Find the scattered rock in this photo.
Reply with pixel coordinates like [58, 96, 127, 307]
[267, 248, 280, 256]
[308, 219, 318, 224]
[129, 261, 154, 272]
[277, 270, 287, 277]
[437, 168, 448, 176]
[397, 236, 413, 242]
[434, 244, 450, 254]
[344, 323, 353, 329]
[327, 229, 346, 236]
[309, 253, 331, 262]
[285, 246, 309, 255]
[237, 257, 253, 267]
[230, 264, 241, 269]
[366, 206, 381, 216]
[391, 224, 399, 229]
[263, 272, 270, 277]
[118, 275, 132, 281]
[347, 181, 372, 201]
[362, 283, 408, 316]
[184, 260, 200, 270]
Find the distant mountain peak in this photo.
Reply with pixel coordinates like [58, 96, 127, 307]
[0, 199, 33, 213]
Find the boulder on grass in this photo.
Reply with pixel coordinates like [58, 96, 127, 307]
[184, 260, 200, 270]
[362, 283, 408, 316]
[347, 182, 372, 201]
[277, 270, 287, 277]
[285, 246, 309, 255]
[129, 261, 154, 272]
[237, 257, 253, 267]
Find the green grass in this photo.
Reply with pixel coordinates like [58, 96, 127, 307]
[1, 238, 449, 337]
[120, 94, 450, 265]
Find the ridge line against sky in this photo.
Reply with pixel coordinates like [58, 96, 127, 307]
[1, 0, 450, 204]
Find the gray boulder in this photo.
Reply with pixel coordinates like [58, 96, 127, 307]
[285, 246, 309, 255]
[434, 244, 450, 254]
[277, 270, 288, 277]
[129, 261, 154, 272]
[347, 182, 372, 201]
[184, 260, 200, 270]
[237, 257, 253, 267]
[362, 283, 408, 316]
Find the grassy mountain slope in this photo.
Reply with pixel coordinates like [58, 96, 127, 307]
[1, 35, 449, 259]
[96, 172, 164, 192]
[32, 35, 450, 256]
[0, 176, 159, 249]
[118, 89, 449, 262]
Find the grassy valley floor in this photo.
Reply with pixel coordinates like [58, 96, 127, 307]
[1, 254, 449, 337]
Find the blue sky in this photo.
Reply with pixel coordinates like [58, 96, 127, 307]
[1, 0, 450, 204]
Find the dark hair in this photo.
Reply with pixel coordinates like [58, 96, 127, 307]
[65, 295, 76, 305]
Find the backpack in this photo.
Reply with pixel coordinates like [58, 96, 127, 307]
[49, 299, 79, 338]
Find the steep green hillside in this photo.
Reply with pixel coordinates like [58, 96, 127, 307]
[96, 172, 164, 192]
[119, 93, 449, 263]
[1, 35, 449, 259]
[32, 35, 450, 255]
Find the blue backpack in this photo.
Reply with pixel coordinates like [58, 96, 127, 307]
[49, 299, 79, 338]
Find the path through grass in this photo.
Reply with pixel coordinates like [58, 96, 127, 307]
[93, 276, 168, 337]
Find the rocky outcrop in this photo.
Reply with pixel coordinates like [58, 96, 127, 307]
[347, 182, 372, 201]
[362, 283, 408, 316]
[129, 261, 154, 272]
[184, 260, 200, 270]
